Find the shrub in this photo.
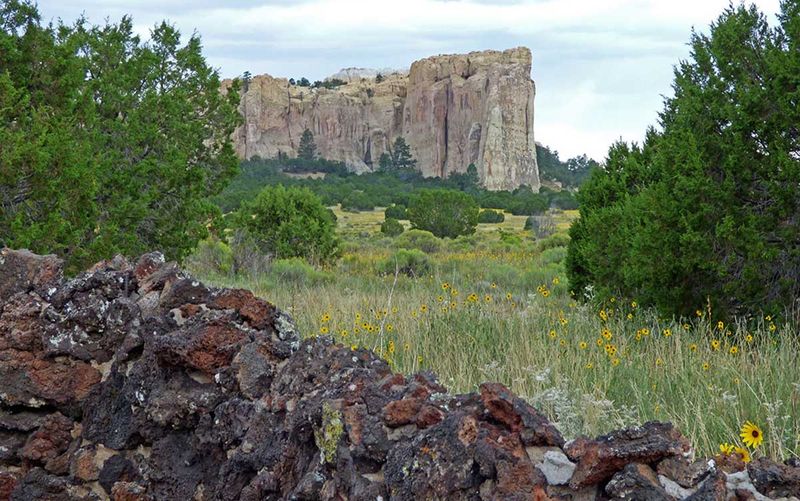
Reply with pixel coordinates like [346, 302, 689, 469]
[380, 218, 404, 237]
[187, 238, 234, 276]
[270, 257, 332, 285]
[378, 249, 432, 278]
[408, 189, 479, 238]
[478, 209, 505, 224]
[384, 204, 408, 220]
[394, 229, 441, 253]
[526, 214, 556, 238]
[567, 3, 800, 319]
[232, 185, 339, 264]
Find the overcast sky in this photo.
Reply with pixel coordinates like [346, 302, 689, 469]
[36, 0, 781, 160]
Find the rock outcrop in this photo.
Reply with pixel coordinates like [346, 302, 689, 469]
[222, 47, 540, 191]
[2, 247, 799, 501]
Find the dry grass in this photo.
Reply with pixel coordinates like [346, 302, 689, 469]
[191, 207, 799, 461]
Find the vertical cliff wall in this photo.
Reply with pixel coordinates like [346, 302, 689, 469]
[222, 47, 540, 191]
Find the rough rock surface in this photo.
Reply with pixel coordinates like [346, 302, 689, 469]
[221, 47, 540, 191]
[2, 248, 799, 501]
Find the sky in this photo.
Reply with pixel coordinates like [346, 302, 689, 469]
[35, 0, 782, 160]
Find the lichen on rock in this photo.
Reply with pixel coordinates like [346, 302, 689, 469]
[1, 248, 798, 500]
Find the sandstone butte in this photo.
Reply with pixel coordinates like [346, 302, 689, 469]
[220, 47, 541, 192]
[2, 247, 800, 500]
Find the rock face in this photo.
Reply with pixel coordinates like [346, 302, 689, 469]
[2, 247, 799, 501]
[222, 47, 540, 191]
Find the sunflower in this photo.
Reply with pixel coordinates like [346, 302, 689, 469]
[719, 443, 735, 455]
[711, 340, 721, 351]
[579, 341, 588, 349]
[740, 421, 764, 448]
[689, 343, 698, 352]
[734, 446, 751, 463]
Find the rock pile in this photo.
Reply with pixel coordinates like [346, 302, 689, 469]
[1, 248, 798, 500]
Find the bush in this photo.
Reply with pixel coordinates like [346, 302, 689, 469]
[384, 204, 408, 220]
[478, 209, 505, 224]
[525, 214, 556, 238]
[566, 3, 800, 319]
[380, 218, 404, 237]
[270, 258, 332, 285]
[378, 249, 432, 278]
[187, 238, 234, 276]
[537, 233, 571, 252]
[408, 189, 479, 238]
[232, 185, 339, 264]
[394, 229, 441, 253]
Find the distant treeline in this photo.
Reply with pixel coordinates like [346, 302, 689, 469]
[214, 157, 580, 215]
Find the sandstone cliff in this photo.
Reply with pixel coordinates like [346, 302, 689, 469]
[222, 47, 540, 191]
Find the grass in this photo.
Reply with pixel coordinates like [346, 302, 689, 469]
[189, 207, 799, 461]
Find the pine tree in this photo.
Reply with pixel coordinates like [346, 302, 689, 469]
[391, 137, 416, 169]
[0, 3, 241, 271]
[298, 128, 316, 161]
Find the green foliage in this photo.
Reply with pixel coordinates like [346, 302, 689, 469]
[188, 238, 234, 275]
[233, 185, 339, 264]
[394, 229, 441, 253]
[448, 163, 481, 191]
[298, 128, 316, 161]
[536, 144, 599, 188]
[312, 78, 346, 89]
[477, 209, 505, 224]
[380, 218, 404, 237]
[567, 3, 800, 319]
[271, 257, 332, 285]
[380, 137, 417, 171]
[384, 204, 407, 220]
[215, 156, 579, 215]
[0, 3, 241, 272]
[378, 249, 432, 278]
[408, 190, 479, 238]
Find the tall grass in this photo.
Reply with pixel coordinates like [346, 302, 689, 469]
[188, 209, 799, 460]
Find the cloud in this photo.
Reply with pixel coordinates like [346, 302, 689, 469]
[36, 0, 782, 160]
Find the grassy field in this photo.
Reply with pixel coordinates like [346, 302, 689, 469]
[189, 207, 799, 461]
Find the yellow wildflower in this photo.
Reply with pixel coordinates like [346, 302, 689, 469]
[740, 421, 764, 448]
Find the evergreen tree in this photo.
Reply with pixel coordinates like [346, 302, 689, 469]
[408, 189, 479, 238]
[567, 3, 800, 319]
[391, 137, 416, 169]
[0, 2, 241, 272]
[298, 128, 316, 161]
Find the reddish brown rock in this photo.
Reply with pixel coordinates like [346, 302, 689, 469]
[0, 248, 63, 304]
[20, 413, 74, 466]
[747, 456, 800, 498]
[480, 382, 565, 447]
[569, 421, 690, 489]
[415, 404, 445, 429]
[209, 288, 276, 330]
[381, 398, 422, 427]
[605, 463, 671, 500]
[713, 452, 747, 474]
[112, 481, 152, 501]
[0, 471, 19, 501]
[686, 470, 727, 500]
[657, 456, 711, 488]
